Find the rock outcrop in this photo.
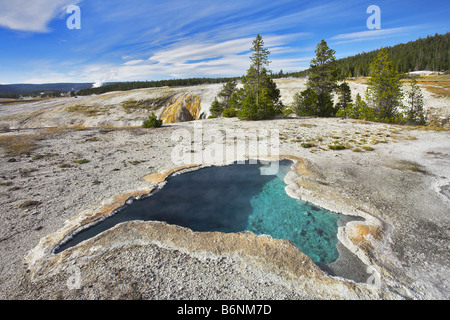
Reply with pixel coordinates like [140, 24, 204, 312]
[160, 94, 201, 124]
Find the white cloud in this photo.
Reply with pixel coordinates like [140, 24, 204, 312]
[0, 0, 81, 32]
[330, 26, 420, 44]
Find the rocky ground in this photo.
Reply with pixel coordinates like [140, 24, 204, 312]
[0, 79, 449, 300]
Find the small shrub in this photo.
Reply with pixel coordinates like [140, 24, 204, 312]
[60, 163, 71, 168]
[301, 142, 314, 148]
[352, 148, 363, 152]
[73, 159, 90, 164]
[223, 107, 237, 118]
[143, 113, 163, 128]
[328, 144, 346, 150]
[362, 146, 374, 151]
[281, 106, 294, 117]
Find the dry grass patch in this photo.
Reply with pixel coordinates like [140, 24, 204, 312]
[299, 123, 317, 128]
[122, 94, 175, 113]
[421, 84, 450, 98]
[66, 104, 106, 117]
[0, 134, 41, 156]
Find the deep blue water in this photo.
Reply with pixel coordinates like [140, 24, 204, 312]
[56, 160, 343, 263]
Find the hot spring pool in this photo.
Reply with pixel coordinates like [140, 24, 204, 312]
[56, 160, 344, 264]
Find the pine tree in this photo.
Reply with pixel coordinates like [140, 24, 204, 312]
[209, 97, 223, 118]
[406, 79, 426, 125]
[293, 40, 338, 117]
[366, 48, 404, 122]
[217, 80, 238, 106]
[234, 34, 281, 120]
[293, 88, 318, 116]
[336, 82, 353, 110]
[308, 40, 338, 96]
[249, 34, 271, 107]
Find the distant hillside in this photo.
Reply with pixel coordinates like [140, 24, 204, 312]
[335, 32, 449, 77]
[274, 32, 449, 79]
[0, 83, 93, 97]
[76, 77, 239, 96]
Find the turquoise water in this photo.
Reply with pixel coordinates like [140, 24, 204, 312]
[248, 175, 342, 263]
[56, 160, 343, 263]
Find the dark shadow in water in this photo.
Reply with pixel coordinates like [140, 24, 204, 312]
[56, 160, 278, 253]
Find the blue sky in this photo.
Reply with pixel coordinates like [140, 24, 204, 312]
[0, 0, 448, 84]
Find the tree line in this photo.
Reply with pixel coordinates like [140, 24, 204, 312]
[77, 77, 240, 96]
[211, 34, 429, 125]
[274, 32, 449, 79]
[77, 32, 447, 99]
[333, 32, 449, 78]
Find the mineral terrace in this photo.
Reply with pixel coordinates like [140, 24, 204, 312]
[0, 79, 449, 300]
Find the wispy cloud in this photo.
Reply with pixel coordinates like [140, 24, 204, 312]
[0, 0, 82, 32]
[330, 26, 422, 44]
[2, 0, 444, 84]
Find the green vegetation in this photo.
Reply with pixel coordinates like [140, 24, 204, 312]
[73, 159, 90, 164]
[405, 79, 426, 125]
[336, 49, 430, 125]
[334, 32, 449, 77]
[293, 40, 414, 124]
[301, 142, 314, 148]
[142, 112, 163, 128]
[293, 40, 338, 117]
[209, 98, 222, 118]
[32, 153, 59, 160]
[222, 107, 237, 118]
[328, 144, 347, 150]
[209, 80, 238, 117]
[233, 34, 282, 120]
[365, 48, 404, 122]
[335, 82, 353, 111]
